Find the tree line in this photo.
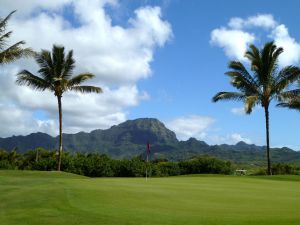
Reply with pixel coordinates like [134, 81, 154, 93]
[2, 11, 300, 175]
[1, 148, 299, 176]
[0, 148, 233, 177]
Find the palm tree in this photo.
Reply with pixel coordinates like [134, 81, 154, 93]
[212, 42, 300, 175]
[0, 10, 33, 64]
[16, 45, 103, 171]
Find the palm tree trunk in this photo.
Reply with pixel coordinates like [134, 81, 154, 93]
[57, 96, 63, 171]
[264, 106, 272, 175]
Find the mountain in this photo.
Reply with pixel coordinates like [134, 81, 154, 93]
[60, 118, 178, 157]
[0, 132, 54, 151]
[0, 118, 300, 164]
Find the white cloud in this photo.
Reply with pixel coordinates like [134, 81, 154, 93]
[246, 14, 277, 29]
[0, 0, 172, 137]
[0, 105, 57, 137]
[211, 14, 300, 66]
[0, 0, 73, 17]
[210, 28, 255, 61]
[230, 107, 245, 115]
[230, 133, 252, 144]
[271, 25, 300, 67]
[209, 133, 252, 145]
[228, 14, 276, 30]
[8, 3, 172, 85]
[165, 115, 253, 145]
[228, 17, 244, 30]
[166, 115, 215, 141]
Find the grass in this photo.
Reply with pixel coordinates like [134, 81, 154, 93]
[1, 170, 300, 225]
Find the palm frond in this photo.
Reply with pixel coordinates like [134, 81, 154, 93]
[0, 10, 16, 31]
[52, 45, 65, 78]
[69, 85, 102, 94]
[17, 44, 102, 98]
[268, 46, 283, 77]
[260, 42, 275, 88]
[62, 50, 75, 79]
[0, 31, 12, 49]
[16, 70, 51, 91]
[245, 44, 261, 73]
[68, 73, 95, 86]
[245, 44, 260, 62]
[36, 49, 54, 81]
[279, 89, 300, 100]
[226, 61, 260, 94]
[0, 11, 34, 64]
[274, 66, 300, 92]
[212, 92, 245, 102]
[0, 41, 34, 64]
[277, 97, 300, 111]
[244, 96, 259, 114]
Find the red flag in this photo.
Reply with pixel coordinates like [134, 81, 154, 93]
[147, 141, 151, 154]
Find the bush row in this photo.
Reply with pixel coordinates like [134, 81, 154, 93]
[0, 148, 233, 177]
[253, 163, 300, 175]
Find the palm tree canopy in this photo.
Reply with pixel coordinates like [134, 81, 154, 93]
[213, 41, 300, 113]
[0, 10, 33, 64]
[16, 45, 102, 96]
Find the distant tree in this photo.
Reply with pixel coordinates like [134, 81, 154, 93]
[213, 42, 300, 175]
[0, 10, 33, 64]
[16, 45, 102, 171]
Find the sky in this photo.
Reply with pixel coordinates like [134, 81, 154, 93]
[1, 0, 300, 149]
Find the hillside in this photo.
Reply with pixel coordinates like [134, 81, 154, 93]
[0, 118, 300, 164]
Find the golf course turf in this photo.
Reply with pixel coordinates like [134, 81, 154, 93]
[1, 170, 300, 225]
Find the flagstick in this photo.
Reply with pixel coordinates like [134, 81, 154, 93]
[146, 153, 148, 182]
[146, 141, 150, 182]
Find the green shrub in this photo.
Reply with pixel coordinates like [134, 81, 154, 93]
[0, 149, 234, 177]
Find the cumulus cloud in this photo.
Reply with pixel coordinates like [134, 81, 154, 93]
[228, 14, 277, 30]
[230, 133, 252, 144]
[211, 14, 300, 66]
[271, 25, 300, 67]
[230, 107, 245, 115]
[0, 105, 57, 137]
[0, 0, 172, 137]
[210, 28, 255, 61]
[246, 14, 277, 29]
[0, 0, 73, 16]
[166, 115, 215, 141]
[165, 115, 253, 145]
[209, 133, 252, 145]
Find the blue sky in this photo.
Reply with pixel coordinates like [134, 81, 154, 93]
[1, 0, 300, 149]
[125, 0, 300, 149]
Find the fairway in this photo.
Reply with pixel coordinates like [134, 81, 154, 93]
[1, 171, 300, 225]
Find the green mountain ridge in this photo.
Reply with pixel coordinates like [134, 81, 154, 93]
[0, 118, 300, 164]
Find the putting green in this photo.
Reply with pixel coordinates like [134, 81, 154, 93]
[1, 170, 300, 225]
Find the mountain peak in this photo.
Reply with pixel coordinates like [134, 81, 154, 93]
[119, 118, 164, 128]
[236, 141, 248, 146]
[115, 118, 178, 144]
[180, 137, 209, 148]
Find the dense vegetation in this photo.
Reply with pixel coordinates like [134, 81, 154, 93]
[0, 148, 234, 176]
[1, 148, 300, 176]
